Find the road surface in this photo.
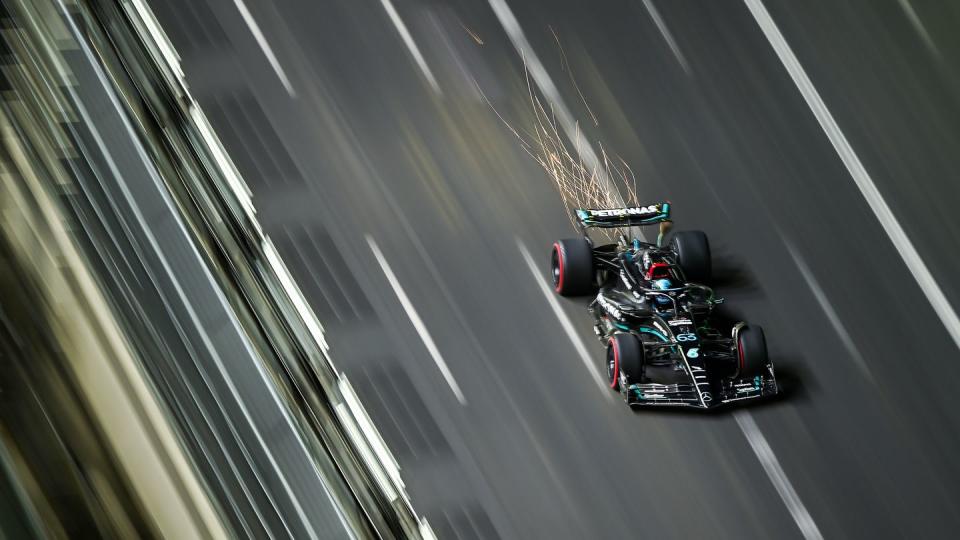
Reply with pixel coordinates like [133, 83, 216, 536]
[146, 0, 960, 537]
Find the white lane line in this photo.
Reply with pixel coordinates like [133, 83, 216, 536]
[232, 0, 296, 96]
[378, 0, 442, 94]
[640, 0, 691, 76]
[516, 238, 611, 397]
[896, 0, 941, 60]
[744, 0, 960, 354]
[784, 239, 874, 384]
[366, 235, 466, 405]
[487, 0, 623, 207]
[734, 411, 824, 540]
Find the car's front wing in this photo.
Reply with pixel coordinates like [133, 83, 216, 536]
[625, 373, 777, 409]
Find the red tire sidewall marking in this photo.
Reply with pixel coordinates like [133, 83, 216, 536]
[737, 335, 745, 376]
[553, 243, 565, 293]
[609, 337, 620, 389]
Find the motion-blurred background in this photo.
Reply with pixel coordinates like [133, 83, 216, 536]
[2, 0, 960, 538]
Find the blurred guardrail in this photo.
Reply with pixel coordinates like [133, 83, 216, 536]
[99, 0, 435, 536]
[0, 0, 433, 537]
[94, 0, 436, 536]
[0, 1, 227, 537]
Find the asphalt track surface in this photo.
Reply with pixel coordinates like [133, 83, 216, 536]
[147, 1, 960, 538]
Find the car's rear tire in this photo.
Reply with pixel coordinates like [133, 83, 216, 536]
[607, 333, 644, 390]
[735, 325, 769, 379]
[551, 238, 596, 296]
[670, 231, 711, 283]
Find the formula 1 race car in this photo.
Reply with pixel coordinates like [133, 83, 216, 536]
[550, 202, 777, 408]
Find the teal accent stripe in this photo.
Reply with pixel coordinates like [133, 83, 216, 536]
[638, 326, 668, 341]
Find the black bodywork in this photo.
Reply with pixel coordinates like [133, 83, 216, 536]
[558, 203, 777, 409]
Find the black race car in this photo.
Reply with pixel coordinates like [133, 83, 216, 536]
[550, 202, 777, 408]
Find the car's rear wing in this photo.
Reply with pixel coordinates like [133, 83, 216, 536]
[575, 202, 671, 229]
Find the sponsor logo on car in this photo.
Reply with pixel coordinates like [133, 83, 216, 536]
[597, 295, 622, 320]
[588, 205, 661, 218]
[668, 318, 693, 327]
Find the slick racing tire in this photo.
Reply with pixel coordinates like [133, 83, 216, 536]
[670, 231, 711, 283]
[551, 239, 596, 296]
[607, 333, 644, 391]
[735, 325, 769, 379]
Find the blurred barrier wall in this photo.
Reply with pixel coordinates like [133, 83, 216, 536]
[0, 1, 227, 537]
[0, 0, 433, 537]
[102, 0, 435, 536]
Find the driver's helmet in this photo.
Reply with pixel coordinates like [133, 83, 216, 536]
[651, 278, 673, 306]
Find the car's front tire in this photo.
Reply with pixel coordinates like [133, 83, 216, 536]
[735, 325, 769, 379]
[670, 231, 711, 283]
[551, 238, 596, 296]
[607, 333, 644, 390]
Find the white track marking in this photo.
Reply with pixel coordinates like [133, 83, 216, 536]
[366, 236, 466, 405]
[735, 412, 824, 540]
[231, 0, 296, 96]
[896, 0, 941, 60]
[516, 238, 611, 396]
[744, 0, 960, 354]
[487, 0, 623, 207]
[640, 0, 691, 75]
[378, 0, 442, 94]
[784, 239, 874, 384]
